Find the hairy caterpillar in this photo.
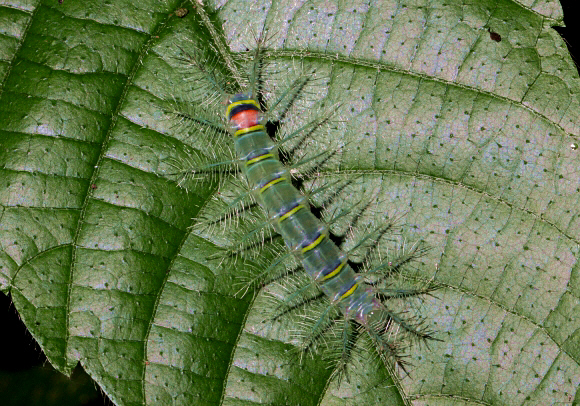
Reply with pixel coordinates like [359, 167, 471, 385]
[228, 92, 416, 347]
[162, 7, 439, 381]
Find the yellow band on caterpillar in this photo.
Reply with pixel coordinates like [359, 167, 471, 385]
[226, 99, 260, 118]
[234, 124, 265, 138]
[339, 282, 359, 300]
[246, 153, 274, 166]
[278, 204, 304, 223]
[302, 233, 325, 253]
[322, 260, 346, 281]
[260, 177, 286, 194]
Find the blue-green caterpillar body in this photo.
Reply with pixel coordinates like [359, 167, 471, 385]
[163, 9, 439, 377]
[227, 95, 379, 323]
[223, 88, 439, 375]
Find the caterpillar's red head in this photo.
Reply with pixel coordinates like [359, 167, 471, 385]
[226, 94, 263, 135]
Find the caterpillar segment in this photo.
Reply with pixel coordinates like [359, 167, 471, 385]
[227, 93, 383, 327]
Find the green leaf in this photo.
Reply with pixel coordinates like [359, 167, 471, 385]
[1, 0, 579, 405]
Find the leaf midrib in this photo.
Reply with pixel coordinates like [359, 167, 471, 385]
[62, 7, 179, 385]
[264, 49, 574, 139]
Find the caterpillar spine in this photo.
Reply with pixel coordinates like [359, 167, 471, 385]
[163, 21, 440, 378]
[227, 93, 429, 368]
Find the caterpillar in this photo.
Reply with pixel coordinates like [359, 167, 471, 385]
[229, 93, 400, 340]
[224, 93, 438, 374]
[162, 8, 439, 381]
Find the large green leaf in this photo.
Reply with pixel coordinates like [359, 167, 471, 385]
[1, 0, 579, 405]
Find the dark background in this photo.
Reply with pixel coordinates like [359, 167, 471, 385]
[1, 1, 579, 405]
